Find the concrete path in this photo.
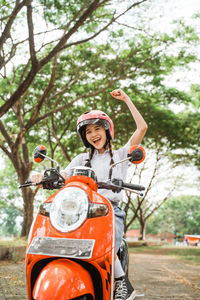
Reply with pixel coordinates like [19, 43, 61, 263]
[0, 260, 26, 299]
[130, 253, 200, 299]
[0, 253, 200, 299]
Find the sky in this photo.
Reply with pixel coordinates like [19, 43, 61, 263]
[156, 0, 200, 91]
[120, 0, 200, 92]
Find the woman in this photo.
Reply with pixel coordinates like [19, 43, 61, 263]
[32, 88, 147, 300]
[62, 88, 147, 300]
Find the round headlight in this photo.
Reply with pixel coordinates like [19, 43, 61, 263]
[50, 187, 89, 232]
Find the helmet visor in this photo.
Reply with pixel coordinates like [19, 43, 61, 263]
[77, 118, 110, 132]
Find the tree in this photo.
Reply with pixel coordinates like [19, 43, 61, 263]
[181, 84, 200, 169]
[146, 195, 200, 237]
[0, 0, 150, 236]
[0, 158, 23, 236]
[0, 0, 199, 237]
[122, 147, 178, 238]
[0, 206, 22, 237]
[0, 0, 148, 117]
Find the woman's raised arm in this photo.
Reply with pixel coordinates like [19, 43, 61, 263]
[110, 88, 148, 146]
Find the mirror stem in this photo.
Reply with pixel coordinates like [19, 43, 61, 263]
[108, 157, 130, 180]
[39, 153, 59, 168]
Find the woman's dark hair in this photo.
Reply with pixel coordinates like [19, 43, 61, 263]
[84, 146, 95, 168]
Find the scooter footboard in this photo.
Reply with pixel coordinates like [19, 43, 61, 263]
[32, 259, 95, 300]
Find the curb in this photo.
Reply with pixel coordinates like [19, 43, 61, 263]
[0, 246, 26, 261]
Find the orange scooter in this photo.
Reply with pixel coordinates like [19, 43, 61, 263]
[20, 145, 145, 300]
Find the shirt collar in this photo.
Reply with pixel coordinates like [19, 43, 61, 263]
[93, 148, 110, 156]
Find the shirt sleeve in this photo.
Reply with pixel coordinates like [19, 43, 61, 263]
[116, 139, 131, 161]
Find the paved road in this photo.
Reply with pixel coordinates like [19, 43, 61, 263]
[130, 253, 200, 300]
[0, 260, 26, 299]
[0, 253, 200, 299]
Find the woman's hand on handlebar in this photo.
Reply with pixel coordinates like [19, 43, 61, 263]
[60, 171, 67, 179]
[31, 173, 43, 185]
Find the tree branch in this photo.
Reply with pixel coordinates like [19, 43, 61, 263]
[51, 115, 72, 162]
[25, 76, 120, 127]
[0, 1, 106, 117]
[25, 54, 58, 131]
[40, 0, 108, 67]
[26, 0, 38, 66]
[11, 55, 58, 152]
[142, 149, 161, 199]
[0, 0, 148, 118]
[61, 0, 148, 50]
[0, 120, 14, 149]
[0, 143, 12, 161]
[0, 0, 29, 52]
[61, 14, 115, 50]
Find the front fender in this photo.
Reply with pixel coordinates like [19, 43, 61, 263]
[33, 259, 95, 300]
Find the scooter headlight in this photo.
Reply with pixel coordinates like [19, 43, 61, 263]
[50, 187, 89, 232]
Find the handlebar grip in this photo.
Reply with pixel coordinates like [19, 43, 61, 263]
[19, 180, 33, 188]
[122, 182, 145, 191]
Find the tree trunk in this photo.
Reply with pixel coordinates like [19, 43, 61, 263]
[139, 221, 146, 240]
[14, 152, 35, 237]
[20, 186, 35, 237]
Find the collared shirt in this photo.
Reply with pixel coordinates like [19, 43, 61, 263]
[64, 140, 131, 203]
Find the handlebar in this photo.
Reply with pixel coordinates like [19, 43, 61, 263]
[19, 168, 145, 196]
[20, 177, 145, 196]
[19, 178, 65, 190]
[121, 182, 145, 191]
[19, 168, 65, 190]
[19, 180, 40, 188]
[98, 179, 145, 196]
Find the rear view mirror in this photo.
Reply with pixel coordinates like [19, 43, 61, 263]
[127, 145, 145, 164]
[33, 145, 47, 163]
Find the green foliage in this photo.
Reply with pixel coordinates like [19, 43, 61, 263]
[0, 0, 13, 17]
[0, 206, 22, 237]
[0, 237, 27, 247]
[0, 0, 200, 236]
[0, 158, 22, 237]
[37, 0, 113, 36]
[146, 195, 200, 236]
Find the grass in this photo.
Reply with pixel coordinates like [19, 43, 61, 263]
[129, 245, 200, 264]
[1, 238, 199, 264]
[0, 237, 27, 247]
[167, 247, 200, 264]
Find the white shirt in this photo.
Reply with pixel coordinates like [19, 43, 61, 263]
[64, 140, 131, 203]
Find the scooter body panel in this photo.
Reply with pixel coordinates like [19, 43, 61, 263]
[32, 259, 95, 300]
[26, 180, 116, 299]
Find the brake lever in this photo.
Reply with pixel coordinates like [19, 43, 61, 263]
[98, 180, 144, 196]
[123, 187, 144, 196]
[110, 183, 143, 196]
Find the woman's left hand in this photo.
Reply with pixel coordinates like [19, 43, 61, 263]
[110, 88, 130, 102]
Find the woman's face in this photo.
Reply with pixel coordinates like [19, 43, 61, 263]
[85, 124, 107, 153]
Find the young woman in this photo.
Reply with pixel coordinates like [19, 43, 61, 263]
[32, 88, 147, 300]
[62, 88, 147, 300]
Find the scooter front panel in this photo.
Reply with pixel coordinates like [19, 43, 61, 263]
[27, 193, 114, 261]
[27, 181, 116, 300]
[32, 259, 95, 300]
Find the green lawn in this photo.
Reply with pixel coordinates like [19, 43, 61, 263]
[1, 238, 199, 264]
[129, 245, 200, 264]
[0, 237, 27, 247]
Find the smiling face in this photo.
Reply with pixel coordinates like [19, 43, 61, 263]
[85, 124, 107, 153]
